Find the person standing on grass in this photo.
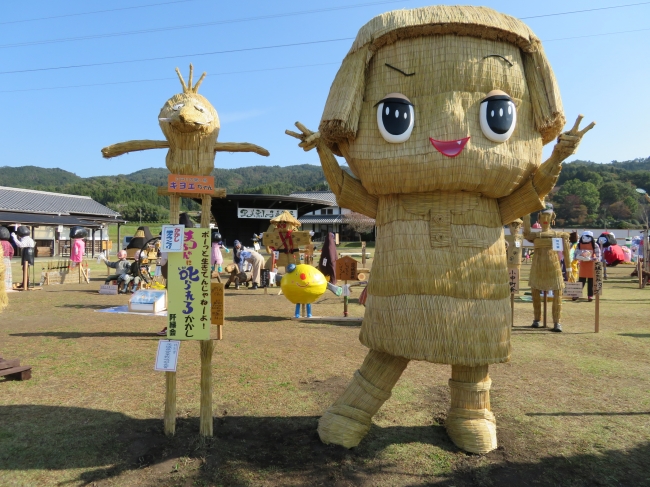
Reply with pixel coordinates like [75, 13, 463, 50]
[0, 227, 14, 291]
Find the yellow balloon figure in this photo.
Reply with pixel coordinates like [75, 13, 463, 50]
[281, 264, 327, 318]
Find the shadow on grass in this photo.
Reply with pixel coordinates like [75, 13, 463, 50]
[618, 333, 650, 338]
[57, 304, 118, 310]
[226, 315, 287, 323]
[9, 331, 158, 339]
[526, 411, 650, 417]
[1, 405, 648, 486]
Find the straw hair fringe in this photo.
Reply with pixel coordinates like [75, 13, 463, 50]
[320, 5, 564, 148]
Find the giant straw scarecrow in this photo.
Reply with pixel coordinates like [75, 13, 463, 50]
[287, 5, 594, 453]
[262, 211, 311, 268]
[523, 205, 571, 332]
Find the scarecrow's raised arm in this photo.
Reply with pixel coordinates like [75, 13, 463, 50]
[499, 115, 595, 225]
[101, 140, 169, 159]
[522, 214, 538, 243]
[214, 142, 269, 157]
[286, 122, 378, 219]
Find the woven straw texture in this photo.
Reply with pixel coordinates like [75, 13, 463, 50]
[320, 5, 564, 151]
[0, 245, 7, 311]
[357, 193, 510, 366]
[524, 214, 570, 291]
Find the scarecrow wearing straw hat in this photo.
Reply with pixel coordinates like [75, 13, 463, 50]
[287, 5, 594, 453]
[262, 210, 312, 268]
[523, 204, 571, 332]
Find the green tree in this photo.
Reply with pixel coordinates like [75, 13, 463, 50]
[557, 179, 600, 215]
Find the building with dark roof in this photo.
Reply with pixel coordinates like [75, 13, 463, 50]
[0, 186, 126, 257]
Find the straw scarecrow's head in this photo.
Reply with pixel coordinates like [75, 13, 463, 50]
[538, 204, 556, 231]
[319, 6, 565, 198]
[508, 218, 523, 235]
[158, 64, 220, 138]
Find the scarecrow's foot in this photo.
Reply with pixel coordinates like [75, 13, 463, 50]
[317, 350, 408, 448]
[447, 365, 497, 454]
[318, 405, 372, 448]
[446, 407, 497, 454]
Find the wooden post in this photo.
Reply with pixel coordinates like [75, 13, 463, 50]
[164, 372, 177, 436]
[542, 291, 547, 328]
[199, 195, 214, 437]
[164, 193, 181, 436]
[595, 294, 600, 333]
[510, 292, 515, 327]
[361, 241, 366, 266]
[343, 280, 349, 317]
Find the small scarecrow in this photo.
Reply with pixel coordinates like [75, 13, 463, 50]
[281, 263, 327, 318]
[262, 211, 312, 268]
[69, 226, 87, 267]
[575, 231, 601, 301]
[523, 205, 571, 332]
[11, 226, 34, 290]
[287, 5, 594, 453]
[505, 218, 524, 272]
[102, 64, 269, 176]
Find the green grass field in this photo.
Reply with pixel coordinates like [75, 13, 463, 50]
[0, 260, 648, 486]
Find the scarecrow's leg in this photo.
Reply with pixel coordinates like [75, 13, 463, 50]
[318, 350, 408, 448]
[552, 288, 562, 324]
[294, 304, 301, 318]
[446, 364, 497, 454]
[531, 288, 542, 325]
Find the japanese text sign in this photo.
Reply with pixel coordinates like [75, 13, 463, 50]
[238, 208, 298, 219]
[154, 340, 180, 371]
[336, 256, 358, 281]
[508, 268, 519, 293]
[564, 282, 583, 298]
[161, 224, 185, 252]
[167, 174, 214, 194]
[167, 228, 211, 340]
[552, 238, 563, 251]
[594, 262, 603, 296]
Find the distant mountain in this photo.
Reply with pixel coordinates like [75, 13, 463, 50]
[0, 165, 82, 188]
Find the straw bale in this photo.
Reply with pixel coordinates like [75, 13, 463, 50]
[320, 5, 563, 153]
[0, 245, 7, 311]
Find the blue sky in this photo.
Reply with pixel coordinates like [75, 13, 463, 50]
[0, 0, 648, 178]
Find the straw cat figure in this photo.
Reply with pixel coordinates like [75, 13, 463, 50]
[523, 207, 571, 332]
[287, 6, 594, 454]
[102, 64, 269, 175]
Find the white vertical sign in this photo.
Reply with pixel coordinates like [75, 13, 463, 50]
[551, 238, 563, 251]
[154, 340, 180, 371]
[161, 225, 185, 252]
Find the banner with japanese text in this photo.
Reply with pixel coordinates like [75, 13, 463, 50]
[167, 228, 211, 340]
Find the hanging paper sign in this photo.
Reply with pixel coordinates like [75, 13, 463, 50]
[508, 268, 519, 293]
[210, 282, 225, 326]
[167, 228, 211, 340]
[564, 282, 583, 298]
[154, 340, 180, 371]
[551, 238, 563, 251]
[168, 174, 214, 193]
[594, 262, 603, 296]
[515, 240, 521, 248]
[342, 284, 351, 297]
[161, 224, 185, 252]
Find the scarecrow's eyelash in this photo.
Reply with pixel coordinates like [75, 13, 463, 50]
[482, 54, 513, 67]
[385, 63, 415, 77]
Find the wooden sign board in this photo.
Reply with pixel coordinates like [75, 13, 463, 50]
[99, 284, 118, 295]
[167, 174, 214, 193]
[260, 269, 270, 288]
[508, 268, 519, 293]
[337, 256, 358, 281]
[564, 282, 584, 299]
[594, 262, 603, 296]
[211, 282, 225, 326]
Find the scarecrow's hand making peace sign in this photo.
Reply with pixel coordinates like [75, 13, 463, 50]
[286, 122, 378, 219]
[533, 115, 595, 198]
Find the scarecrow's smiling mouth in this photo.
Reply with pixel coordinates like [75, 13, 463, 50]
[429, 137, 470, 158]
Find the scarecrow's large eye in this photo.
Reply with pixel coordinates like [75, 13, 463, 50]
[480, 94, 516, 143]
[376, 96, 414, 143]
[172, 103, 184, 111]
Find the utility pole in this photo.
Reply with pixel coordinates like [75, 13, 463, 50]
[139, 208, 142, 225]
